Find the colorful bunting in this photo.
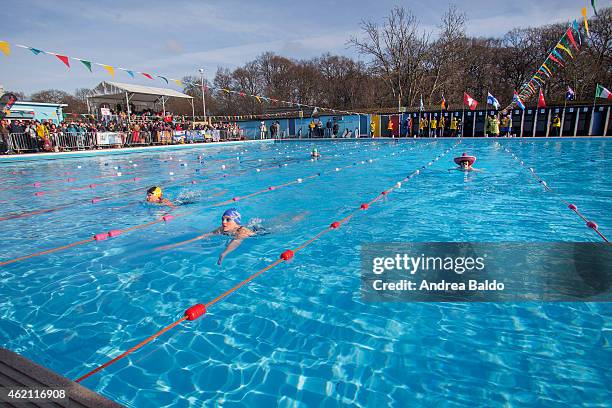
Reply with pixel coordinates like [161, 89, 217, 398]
[78, 59, 92, 72]
[549, 54, 564, 67]
[556, 43, 573, 59]
[102, 65, 115, 77]
[581, 7, 590, 37]
[0, 41, 10, 56]
[541, 64, 552, 76]
[157, 75, 168, 84]
[126, 70, 135, 78]
[566, 29, 579, 51]
[173, 79, 182, 86]
[29, 47, 43, 55]
[141, 72, 153, 79]
[572, 20, 582, 44]
[54, 54, 70, 68]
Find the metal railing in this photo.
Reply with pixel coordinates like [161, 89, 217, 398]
[2, 128, 248, 155]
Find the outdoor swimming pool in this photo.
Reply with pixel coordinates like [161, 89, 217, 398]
[0, 139, 610, 407]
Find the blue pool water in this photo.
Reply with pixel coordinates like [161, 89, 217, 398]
[0, 139, 610, 407]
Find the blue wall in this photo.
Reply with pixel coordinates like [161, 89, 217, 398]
[237, 114, 367, 139]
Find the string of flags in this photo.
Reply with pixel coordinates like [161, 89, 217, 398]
[0, 40, 367, 118]
[508, 7, 591, 110]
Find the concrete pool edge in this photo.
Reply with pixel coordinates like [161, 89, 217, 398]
[0, 139, 273, 163]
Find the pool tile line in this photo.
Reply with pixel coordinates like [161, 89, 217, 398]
[496, 141, 608, 243]
[72, 141, 458, 384]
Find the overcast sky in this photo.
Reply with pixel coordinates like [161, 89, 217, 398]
[0, 0, 596, 95]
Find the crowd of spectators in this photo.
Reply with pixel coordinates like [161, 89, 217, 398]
[0, 113, 244, 154]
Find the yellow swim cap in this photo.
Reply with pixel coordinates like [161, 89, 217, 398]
[147, 186, 162, 198]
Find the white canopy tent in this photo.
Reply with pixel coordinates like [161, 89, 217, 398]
[87, 81, 194, 121]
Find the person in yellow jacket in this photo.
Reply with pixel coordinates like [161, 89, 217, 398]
[450, 116, 458, 137]
[490, 115, 500, 137]
[387, 119, 394, 138]
[419, 116, 428, 137]
[551, 114, 561, 136]
[308, 120, 315, 137]
[370, 120, 376, 137]
[438, 116, 445, 137]
[429, 116, 437, 138]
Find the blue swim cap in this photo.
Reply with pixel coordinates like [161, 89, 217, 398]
[222, 208, 241, 224]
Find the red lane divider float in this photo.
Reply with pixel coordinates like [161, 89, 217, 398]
[498, 142, 608, 243]
[74, 141, 459, 383]
[0, 143, 397, 222]
[0, 143, 419, 265]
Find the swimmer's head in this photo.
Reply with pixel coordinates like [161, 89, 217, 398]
[459, 160, 470, 169]
[222, 208, 242, 228]
[147, 186, 162, 201]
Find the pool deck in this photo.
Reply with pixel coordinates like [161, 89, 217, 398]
[0, 139, 273, 163]
[0, 348, 124, 407]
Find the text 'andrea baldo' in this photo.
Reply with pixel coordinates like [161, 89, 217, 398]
[370, 253, 505, 292]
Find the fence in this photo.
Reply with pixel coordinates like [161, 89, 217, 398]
[1, 129, 226, 154]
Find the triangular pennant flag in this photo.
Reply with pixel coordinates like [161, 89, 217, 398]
[126, 70, 135, 78]
[54, 54, 70, 68]
[173, 79, 182, 86]
[102, 65, 115, 77]
[566, 29, 579, 51]
[222, 89, 230, 93]
[239, 92, 246, 97]
[551, 49, 565, 63]
[141, 72, 153, 79]
[581, 7, 590, 37]
[549, 54, 564, 67]
[538, 67, 550, 78]
[79, 59, 92, 72]
[0, 41, 9, 56]
[572, 20, 582, 44]
[542, 63, 552, 75]
[157, 75, 168, 84]
[255, 96, 262, 103]
[29, 47, 44, 56]
[556, 43, 573, 59]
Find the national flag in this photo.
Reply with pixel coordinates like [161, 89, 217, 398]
[595, 84, 612, 100]
[463, 92, 478, 110]
[440, 94, 447, 110]
[487, 92, 500, 109]
[513, 91, 525, 110]
[566, 87, 575, 101]
[538, 89, 546, 108]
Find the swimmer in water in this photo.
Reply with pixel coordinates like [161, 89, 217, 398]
[311, 147, 321, 158]
[146, 186, 176, 207]
[449, 152, 482, 172]
[156, 208, 254, 265]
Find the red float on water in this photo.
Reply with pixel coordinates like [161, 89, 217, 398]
[108, 229, 122, 237]
[330, 221, 340, 229]
[93, 233, 109, 241]
[185, 303, 206, 320]
[280, 250, 294, 261]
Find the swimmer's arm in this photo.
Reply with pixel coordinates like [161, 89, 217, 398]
[217, 228, 254, 265]
[162, 198, 176, 208]
[155, 227, 221, 251]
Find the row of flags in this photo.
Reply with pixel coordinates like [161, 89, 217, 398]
[0, 40, 367, 117]
[444, 84, 606, 113]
